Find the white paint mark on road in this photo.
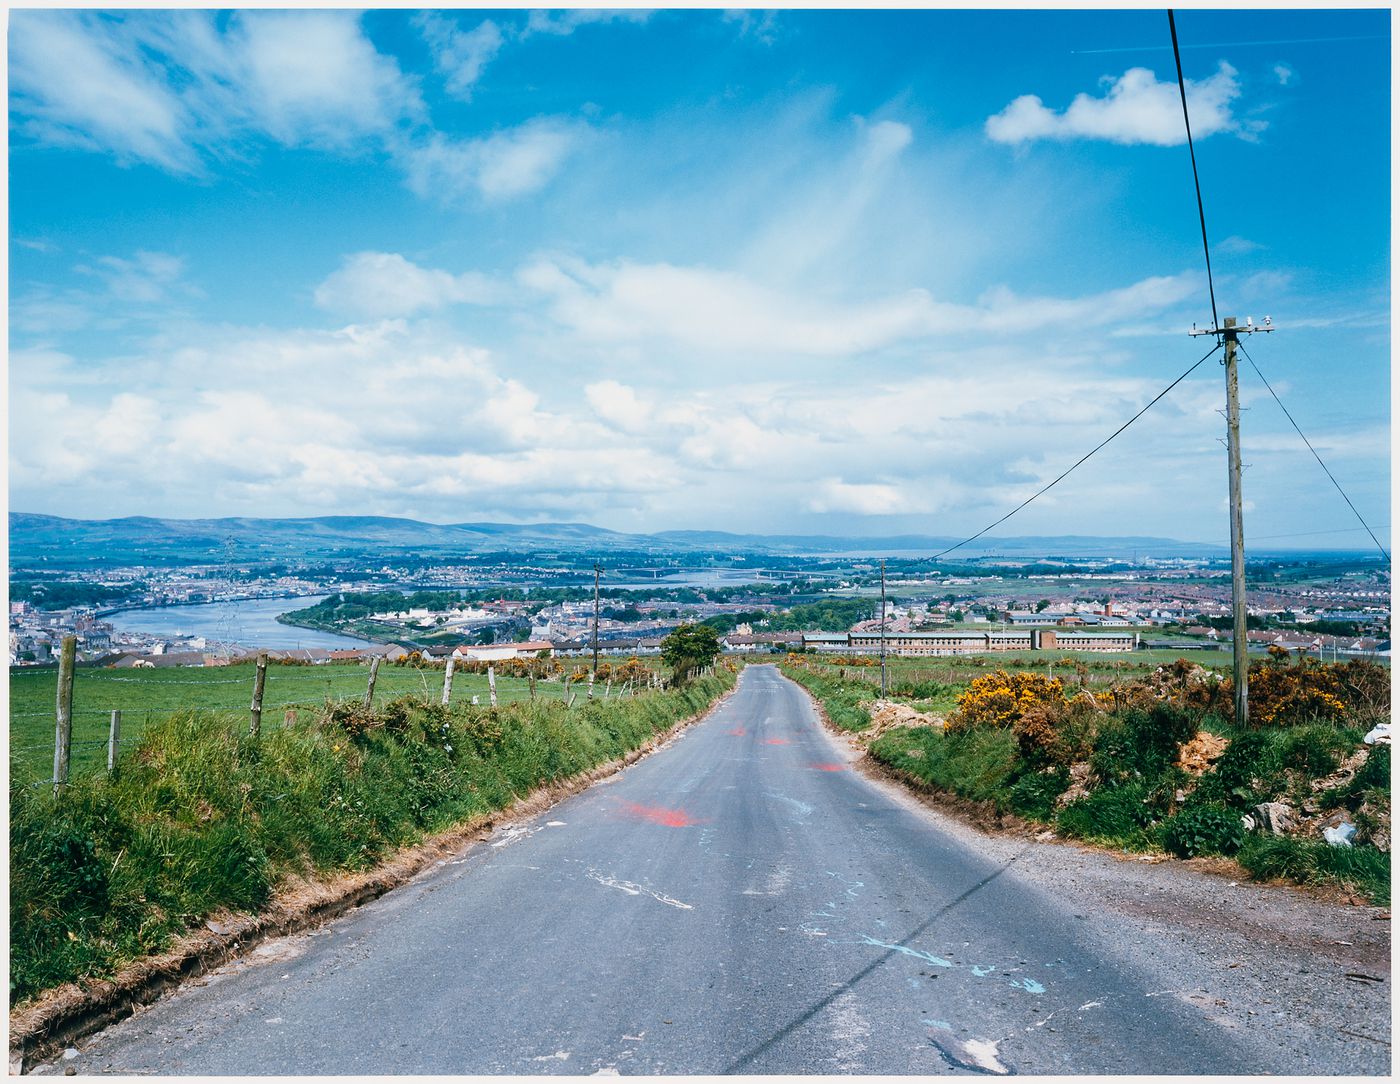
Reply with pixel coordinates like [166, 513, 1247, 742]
[546, 821, 566, 827]
[764, 791, 813, 818]
[586, 870, 694, 910]
[1079, 1000, 1104, 1011]
[490, 824, 543, 849]
[799, 923, 829, 937]
[829, 991, 872, 1071]
[532, 1051, 571, 1062]
[930, 1035, 1010, 1075]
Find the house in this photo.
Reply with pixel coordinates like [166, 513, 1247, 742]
[452, 640, 554, 662]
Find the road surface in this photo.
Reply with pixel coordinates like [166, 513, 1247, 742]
[39, 665, 1389, 1075]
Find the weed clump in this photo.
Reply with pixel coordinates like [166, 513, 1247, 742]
[1162, 803, 1246, 858]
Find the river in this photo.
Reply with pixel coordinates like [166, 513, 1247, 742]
[105, 596, 371, 651]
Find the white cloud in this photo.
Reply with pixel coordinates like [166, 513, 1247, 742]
[401, 118, 585, 203]
[1217, 235, 1265, 255]
[520, 256, 1200, 355]
[807, 480, 910, 515]
[585, 380, 654, 432]
[9, 12, 198, 172]
[229, 11, 423, 150]
[415, 12, 506, 100]
[82, 251, 192, 304]
[9, 11, 422, 171]
[314, 252, 505, 318]
[986, 63, 1256, 146]
[1274, 63, 1294, 86]
[523, 10, 653, 37]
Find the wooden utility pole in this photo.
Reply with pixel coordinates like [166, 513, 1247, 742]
[879, 560, 888, 697]
[1223, 318, 1249, 726]
[249, 651, 268, 738]
[592, 563, 603, 676]
[53, 636, 76, 794]
[1192, 314, 1272, 728]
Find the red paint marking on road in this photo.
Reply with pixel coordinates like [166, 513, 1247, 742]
[726, 727, 747, 736]
[809, 763, 845, 772]
[762, 738, 790, 745]
[616, 800, 703, 827]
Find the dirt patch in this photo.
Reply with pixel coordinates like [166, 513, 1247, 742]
[8, 682, 739, 1072]
[862, 699, 943, 743]
[1177, 731, 1230, 775]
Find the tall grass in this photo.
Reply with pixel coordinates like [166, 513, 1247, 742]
[9, 674, 732, 1006]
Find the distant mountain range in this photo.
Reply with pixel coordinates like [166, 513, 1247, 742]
[9, 512, 1236, 567]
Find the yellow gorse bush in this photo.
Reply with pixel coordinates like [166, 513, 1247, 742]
[946, 669, 1067, 733]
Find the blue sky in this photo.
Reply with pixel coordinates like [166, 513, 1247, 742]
[7, 7, 1390, 548]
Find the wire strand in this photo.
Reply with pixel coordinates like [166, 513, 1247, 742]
[1238, 341, 1390, 562]
[932, 342, 1223, 560]
[1168, 9, 1220, 334]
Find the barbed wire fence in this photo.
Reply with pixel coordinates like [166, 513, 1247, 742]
[14, 642, 671, 792]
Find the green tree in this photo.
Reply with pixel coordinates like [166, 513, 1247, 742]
[660, 623, 722, 684]
[1035, 599, 1051, 613]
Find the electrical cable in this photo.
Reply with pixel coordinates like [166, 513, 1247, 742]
[1238, 341, 1390, 562]
[932, 342, 1223, 561]
[1168, 9, 1220, 335]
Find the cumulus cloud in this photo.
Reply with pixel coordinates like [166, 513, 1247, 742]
[806, 480, 909, 515]
[401, 118, 586, 203]
[314, 252, 505, 318]
[414, 12, 505, 100]
[585, 380, 654, 432]
[986, 63, 1256, 146]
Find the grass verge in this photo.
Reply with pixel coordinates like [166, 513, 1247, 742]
[10, 672, 734, 1009]
[783, 662, 1389, 906]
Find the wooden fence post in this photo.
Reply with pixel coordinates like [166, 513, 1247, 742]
[604, 679, 613, 699]
[53, 636, 76, 795]
[249, 652, 268, 737]
[487, 665, 498, 708]
[107, 710, 121, 773]
[587, 670, 595, 700]
[529, 667, 537, 701]
[364, 655, 381, 708]
[441, 655, 456, 707]
[563, 674, 572, 707]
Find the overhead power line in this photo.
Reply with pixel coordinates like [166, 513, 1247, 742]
[931, 342, 1223, 561]
[1168, 9, 1219, 335]
[1238, 341, 1390, 562]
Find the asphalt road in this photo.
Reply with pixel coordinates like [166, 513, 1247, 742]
[40, 665, 1388, 1075]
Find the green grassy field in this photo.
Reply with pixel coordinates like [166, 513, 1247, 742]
[8, 662, 609, 785]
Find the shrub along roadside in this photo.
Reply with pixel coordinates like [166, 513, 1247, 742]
[10, 673, 734, 1007]
[786, 664, 1389, 906]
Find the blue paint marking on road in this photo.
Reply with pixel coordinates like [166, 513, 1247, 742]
[825, 870, 864, 898]
[1011, 978, 1046, 994]
[856, 934, 954, 968]
[922, 1019, 953, 1030]
[971, 965, 996, 977]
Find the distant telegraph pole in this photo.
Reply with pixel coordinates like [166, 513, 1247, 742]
[879, 560, 888, 697]
[592, 563, 603, 675]
[1191, 314, 1273, 727]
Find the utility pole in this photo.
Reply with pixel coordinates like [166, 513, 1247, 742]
[1191, 314, 1273, 727]
[879, 560, 888, 696]
[592, 563, 603, 676]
